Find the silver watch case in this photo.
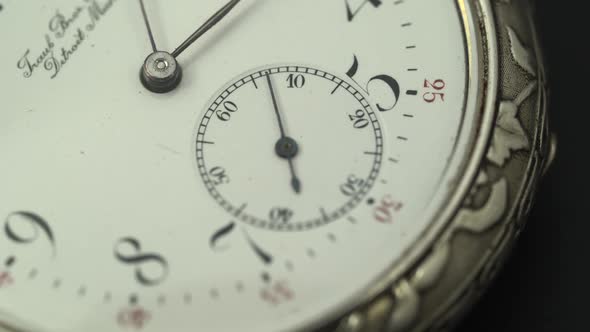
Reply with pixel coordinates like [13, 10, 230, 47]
[317, 0, 554, 331]
[0, 1, 553, 332]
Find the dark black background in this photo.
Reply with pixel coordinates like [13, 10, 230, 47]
[457, 2, 589, 332]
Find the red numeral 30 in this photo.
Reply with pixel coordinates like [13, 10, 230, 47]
[374, 195, 404, 223]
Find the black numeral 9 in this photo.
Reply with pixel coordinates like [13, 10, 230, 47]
[4, 211, 56, 256]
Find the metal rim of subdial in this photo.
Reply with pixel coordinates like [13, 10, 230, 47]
[195, 65, 384, 231]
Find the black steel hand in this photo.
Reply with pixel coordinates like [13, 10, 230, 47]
[138, 0, 158, 52]
[171, 0, 242, 58]
[265, 74, 302, 195]
[267, 73, 287, 137]
[288, 159, 302, 194]
[138, 0, 241, 93]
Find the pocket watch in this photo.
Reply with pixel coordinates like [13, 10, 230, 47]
[0, 0, 554, 331]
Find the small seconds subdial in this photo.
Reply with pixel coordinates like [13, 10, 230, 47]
[196, 66, 383, 231]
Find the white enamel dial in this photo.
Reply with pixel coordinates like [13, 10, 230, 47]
[0, 1, 480, 332]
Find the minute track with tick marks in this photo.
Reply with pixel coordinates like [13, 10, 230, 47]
[196, 66, 384, 231]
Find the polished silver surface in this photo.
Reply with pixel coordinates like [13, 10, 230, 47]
[140, 51, 182, 94]
[316, 0, 553, 331]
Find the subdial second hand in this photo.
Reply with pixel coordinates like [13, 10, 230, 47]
[265, 74, 302, 195]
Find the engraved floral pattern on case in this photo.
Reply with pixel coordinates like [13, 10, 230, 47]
[322, 0, 553, 331]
